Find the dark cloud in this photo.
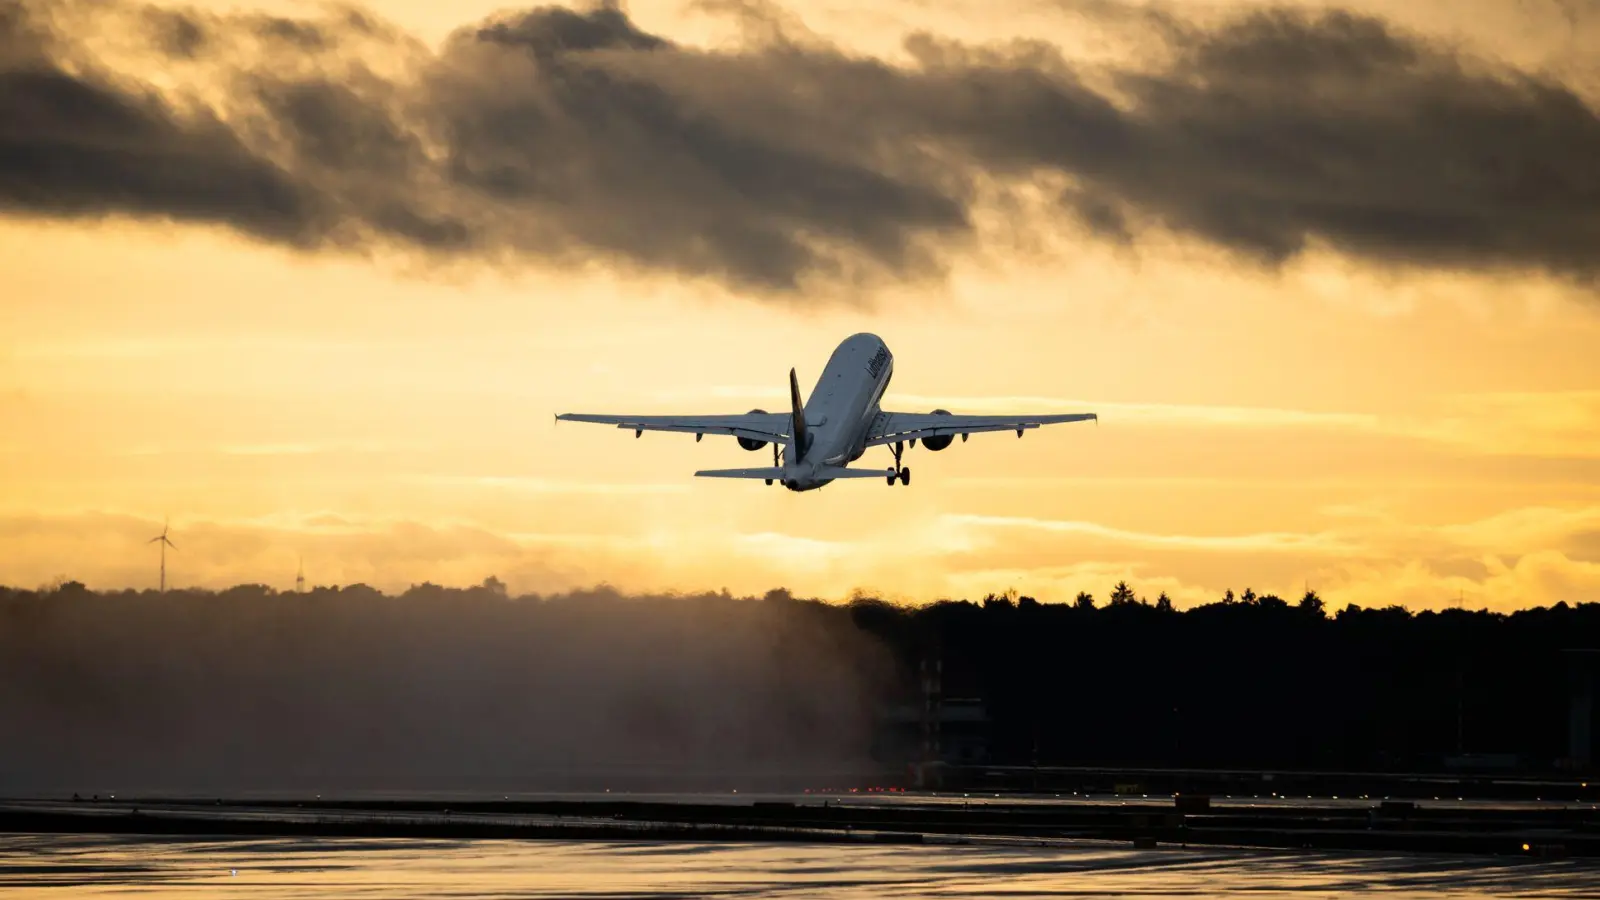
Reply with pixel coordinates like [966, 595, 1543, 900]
[142, 6, 206, 57]
[2, 0, 1598, 294]
[1103, 9, 1600, 276]
[0, 67, 323, 242]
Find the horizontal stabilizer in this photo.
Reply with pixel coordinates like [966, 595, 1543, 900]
[815, 466, 896, 479]
[695, 467, 786, 479]
[694, 466, 896, 481]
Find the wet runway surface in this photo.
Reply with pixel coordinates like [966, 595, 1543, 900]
[4, 833, 1599, 898]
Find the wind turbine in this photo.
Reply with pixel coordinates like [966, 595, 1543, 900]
[148, 520, 176, 592]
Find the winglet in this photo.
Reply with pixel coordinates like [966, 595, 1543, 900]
[789, 367, 808, 459]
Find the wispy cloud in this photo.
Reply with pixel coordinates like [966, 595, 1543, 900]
[665, 386, 1600, 460]
[8, 498, 1600, 612]
[941, 513, 1357, 554]
[893, 393, 1379, 430]
[1399, 391, 1600, 457]
[399, 474, 690, 495]
[116, 441, 405, 457]
[734, 531, 854, 562]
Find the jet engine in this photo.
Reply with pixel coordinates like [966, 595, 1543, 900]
[737, 410, 769, 451]
[921, 409, 955, 451]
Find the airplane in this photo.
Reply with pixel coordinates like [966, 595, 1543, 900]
[556, 333, 1096, 492]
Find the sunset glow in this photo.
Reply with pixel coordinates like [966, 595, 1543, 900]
[4, 0, 1599, 611]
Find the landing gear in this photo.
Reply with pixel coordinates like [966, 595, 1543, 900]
[888, 441, 911, 486]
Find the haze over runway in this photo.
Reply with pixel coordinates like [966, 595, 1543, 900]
[4, 0, 1600, 609]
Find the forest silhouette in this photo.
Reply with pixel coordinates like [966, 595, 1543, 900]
[849, 585, 1600, 773]
[3, 579, 1597, 792]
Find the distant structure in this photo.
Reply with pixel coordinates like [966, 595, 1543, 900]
[147, 520, 176, 593]
[873, 643, 992, 788]
[1567, 650, 1599, 771]
[295, 556, 305, 594]
[921, 655, 942, 780]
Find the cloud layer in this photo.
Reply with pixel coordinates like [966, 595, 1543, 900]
[3, 0, 1598, 294]
[11, 496, 1600, 613]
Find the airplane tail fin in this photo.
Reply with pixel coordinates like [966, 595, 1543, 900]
[789, 367, 808, 457]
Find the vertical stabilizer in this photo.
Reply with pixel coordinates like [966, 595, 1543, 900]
[789, 367, 809, 460]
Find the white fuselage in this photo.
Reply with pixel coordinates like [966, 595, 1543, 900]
[782, 333, 894, 491]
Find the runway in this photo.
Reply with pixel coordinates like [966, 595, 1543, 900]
[3, 791, 1597, 857]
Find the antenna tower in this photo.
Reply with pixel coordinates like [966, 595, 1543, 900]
[295, 556, 306, 594]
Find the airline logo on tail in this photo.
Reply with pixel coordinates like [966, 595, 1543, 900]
[866, 346, 889, 378]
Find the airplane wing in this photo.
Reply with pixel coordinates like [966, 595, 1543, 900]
[865, 411, 1097, 447]
[555, 412, 792, 444]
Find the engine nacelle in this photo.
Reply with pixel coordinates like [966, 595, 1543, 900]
[922, 409, 955, 451]
[737, 409, 769, 451]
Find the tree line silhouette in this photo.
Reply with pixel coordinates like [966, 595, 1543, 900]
[849, 583, 1600, 773]
[0, 581, 892, 792]
[3, 579, 1597, 788]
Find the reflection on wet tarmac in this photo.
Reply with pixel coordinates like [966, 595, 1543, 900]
[3, 834, 1598, 898]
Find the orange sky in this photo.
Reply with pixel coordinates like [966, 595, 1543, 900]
[3, 0, 1599, 610]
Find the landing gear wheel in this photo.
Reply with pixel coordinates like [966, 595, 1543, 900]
[765, 479, 773, 486]
[889, 440, 910, 487]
